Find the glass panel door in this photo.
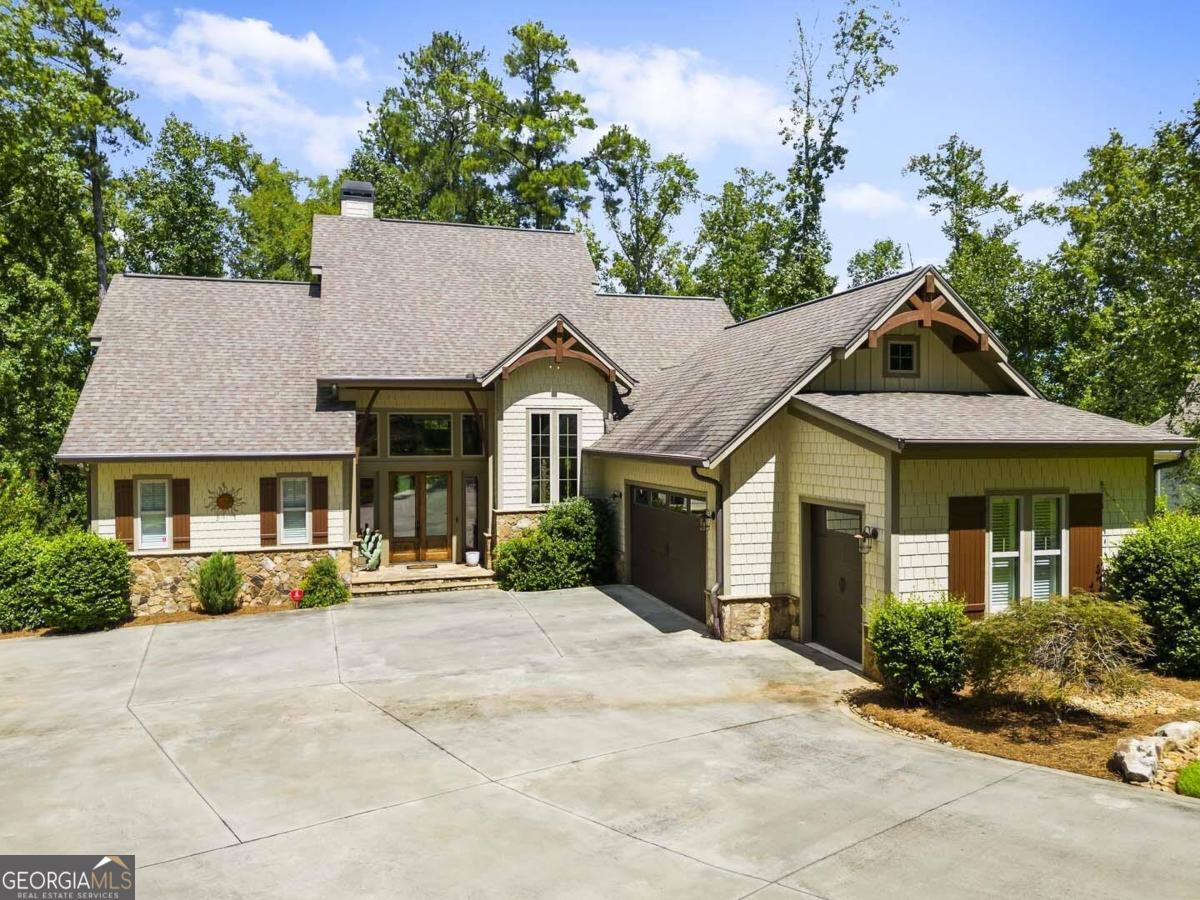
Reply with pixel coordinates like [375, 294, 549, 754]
[390, 473, 418, 562]
[423, 473, 451, 561]
[464, 475, 479, 552]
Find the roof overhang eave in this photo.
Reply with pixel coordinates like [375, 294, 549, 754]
[56, 450, 357, 463]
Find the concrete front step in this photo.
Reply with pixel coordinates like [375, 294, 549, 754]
[351, 576, 500, 596]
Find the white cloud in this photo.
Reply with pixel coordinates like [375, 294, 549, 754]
[1018, 186, 1057, 207]
[570, 46, 789, 159]
[118, 10, 368, 170]
[826, 182, 910, 218]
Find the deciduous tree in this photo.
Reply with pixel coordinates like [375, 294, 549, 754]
[846, 237, 906, 286]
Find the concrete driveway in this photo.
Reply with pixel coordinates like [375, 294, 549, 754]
[1, 586, 1196, 899]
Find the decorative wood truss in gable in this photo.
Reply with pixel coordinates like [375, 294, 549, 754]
[501, 319, 617, 382]
[867, 271, 989, 352]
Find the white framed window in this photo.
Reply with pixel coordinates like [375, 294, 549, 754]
[988, 496, 1020, 611]
[280, 476, 310, 545]
[528, 410, 580, 506]
[1032, 494, 1065, 600]
[885, 337, 919, 376]
[136, 478, 170, 550]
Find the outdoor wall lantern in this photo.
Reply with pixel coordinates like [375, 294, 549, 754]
[854, 525, 880, 555]
[698, 510, 716, 533]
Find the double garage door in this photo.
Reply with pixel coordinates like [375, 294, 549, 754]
[629, 486, 706, 621]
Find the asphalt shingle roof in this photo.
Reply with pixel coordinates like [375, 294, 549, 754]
[59, 274, 355, 460]
[797, 392, 1194, 447]
[589, 268, 928, 463]
[309, 216, 732, 383]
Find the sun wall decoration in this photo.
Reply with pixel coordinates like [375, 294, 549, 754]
[206, 484, 244, 517]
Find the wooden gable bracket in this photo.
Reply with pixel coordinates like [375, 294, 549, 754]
[501, 319, 616, 382]
[867, 277, 989, 352]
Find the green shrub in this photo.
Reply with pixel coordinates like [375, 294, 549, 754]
[299, 556, 349, 608]
[493, 529, 578, 591]
[1177, 760, 1200, 798]
[967, 594, 1151, 714]
[1106, 510, 1200, 676]
[867, 595, 969, 705]
[191, 551, 241, 614]
[35, 531, 131, 632]
[494, 497, 614, 591]
[0, 529, 47, 631]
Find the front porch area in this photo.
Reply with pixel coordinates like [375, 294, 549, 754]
[350, 561, 498, 597]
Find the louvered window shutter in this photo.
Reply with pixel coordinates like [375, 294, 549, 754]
[1069, 493, 1103, 593]
[948, 496, 986, 616]
[114, 479, 134, 549]
[260, 477, 278, 546]
[311, 476, 329, 545]
[172, 479, 191, 550]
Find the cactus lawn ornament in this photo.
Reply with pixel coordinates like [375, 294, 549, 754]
[360, 526, 383, 571]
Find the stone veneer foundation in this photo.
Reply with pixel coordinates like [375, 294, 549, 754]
[129, 549, 351, 616]
[717, 595, 796, 642]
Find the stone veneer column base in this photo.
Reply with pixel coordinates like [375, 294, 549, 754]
[129, 548, 351, 616]
[718, 595, 797, 642]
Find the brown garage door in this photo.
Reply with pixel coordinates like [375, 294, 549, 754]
[810, 505, 864, 663]
[629, 487, 706, 621]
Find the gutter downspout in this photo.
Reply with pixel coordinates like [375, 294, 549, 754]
[691, 465, 724, 641]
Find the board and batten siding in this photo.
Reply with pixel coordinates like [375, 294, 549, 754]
[807, 323, 992, 393]
[498, 358, 608, 510]
[725, 409, 888, 604]
[896, 455, 1150, 597]
[92, 459, 350, 553]
[593, 454, 719, 591]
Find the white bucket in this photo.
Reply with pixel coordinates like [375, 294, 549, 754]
[464, 550, 481, 567]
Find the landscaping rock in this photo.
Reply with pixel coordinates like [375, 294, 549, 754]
[1110, 737, 1162, 783]
[1153, 721, 1200, 747]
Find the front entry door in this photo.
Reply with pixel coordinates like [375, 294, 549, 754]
[810, 505, 864, 663]
[390, 472, 452, 563]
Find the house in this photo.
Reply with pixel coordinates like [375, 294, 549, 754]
[58, 181, 1194, 664]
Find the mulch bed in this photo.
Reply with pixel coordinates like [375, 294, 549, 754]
[847, 674, 1200, 783]
[0, 601, 298, 640]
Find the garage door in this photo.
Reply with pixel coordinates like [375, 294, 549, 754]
[810, 505, 864, 663]
[629, 487, 706, 621]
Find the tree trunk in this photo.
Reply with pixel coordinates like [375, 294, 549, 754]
[88, 129, 108, 302]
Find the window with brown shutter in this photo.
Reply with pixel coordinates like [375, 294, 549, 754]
[114, 479, 134, 550]
[259, 477, 278, 546]
[171, 478, 191, 550]
[1069, 493, 1104, 593]
[311, 476, 329, 545]
[948, 496, 987, 616]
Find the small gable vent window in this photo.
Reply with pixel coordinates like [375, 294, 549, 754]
[885, 337, 918, 376]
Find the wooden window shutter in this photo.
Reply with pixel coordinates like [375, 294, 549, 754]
[259, 477, 278, 546]
[1069, 493, 1104, 594]
[171, 478, 191, 550]
[114, 479, 134, 550]
[948, 496, 987, 616]
[311, 476, 329, 545]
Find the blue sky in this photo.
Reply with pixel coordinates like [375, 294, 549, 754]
[113, 0, 1200, 279]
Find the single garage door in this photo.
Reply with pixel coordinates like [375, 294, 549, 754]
[810, 504, 864, 663]
[629, 486, 706, 621]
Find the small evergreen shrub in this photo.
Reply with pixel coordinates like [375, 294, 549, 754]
[867, 595, 969, 705]
[35, 532, 132, 632]
[494, 497, 614, 591]
[1106, 510, 1200, 676]
[966, 594, 1151, 714]
[299, 556, 349, 608]
[191, 551, 241, 614]
[0, 530, 47, 631]
[1177, 760, 1200, 798]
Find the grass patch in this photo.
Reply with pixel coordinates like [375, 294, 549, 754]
[1178, 761, 1200, 798]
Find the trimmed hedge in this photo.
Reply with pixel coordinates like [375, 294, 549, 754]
[191, 551, 241, 614]
[0, 530, 47, 632]
[494, 497, 613, 591]
[868, 595, 969, 705]
[35, 531, 132, 632]
[1177, 760, 1200, 798]
[299, 556, 350, 608]
[1106, 510, 1200, 676]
